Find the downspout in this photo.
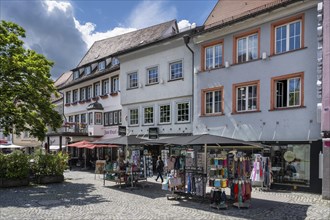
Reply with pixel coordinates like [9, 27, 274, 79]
[58, 91, 67, 152]
[183, 35, 194, 124]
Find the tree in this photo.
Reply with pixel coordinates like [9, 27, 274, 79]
[0, 20, 62, 141]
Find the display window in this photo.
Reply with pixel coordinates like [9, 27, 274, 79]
[271, 144, 310, 186]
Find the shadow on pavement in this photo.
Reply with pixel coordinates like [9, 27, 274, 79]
[0, 181, 109, 209]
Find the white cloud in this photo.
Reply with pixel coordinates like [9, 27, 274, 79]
[43, 1, 71, 13]
[74, 18, 136, 48]
[127, 1, 177, 29]
[178, 20, 196, 31]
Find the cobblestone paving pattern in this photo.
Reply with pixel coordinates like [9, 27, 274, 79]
[0, 171, 329, 220]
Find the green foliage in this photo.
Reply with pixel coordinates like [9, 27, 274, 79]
[0, 20, 63, 141]
[31, 150, 69, 176]
[0, 151, 30, 179]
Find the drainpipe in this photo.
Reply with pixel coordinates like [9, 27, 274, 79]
[58, 91, 67, 152]
[183, 35, 194, 125]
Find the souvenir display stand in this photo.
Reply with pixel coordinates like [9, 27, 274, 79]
[206, 146, 254, 209]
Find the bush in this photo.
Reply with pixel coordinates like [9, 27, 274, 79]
[31, 150, 69, 176]
[0, 151, 30, 179]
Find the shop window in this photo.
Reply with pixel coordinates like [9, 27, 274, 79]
[271, 14, 304, 55]
[129, 109, 139, 126]
[271, 72, 304, 110]
[232, 81, 260, 113]
[159, 104, 171, 124]
[234, 28, 260, 64]
[271, 144, 310, 186]
[201, 87, 224, 116]
[170, 61, 183, 80]
[144, 107, 154, 125]
[201, 39, 223, 71]
[177, 102, 190, 123]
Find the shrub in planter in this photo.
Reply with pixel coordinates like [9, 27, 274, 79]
[0, 151, 30, 188]
[31, 150, 69, 184]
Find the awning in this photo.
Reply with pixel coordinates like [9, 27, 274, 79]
[68, 140, 118, 149]
[93, 135, 145, 146]
[0, 144, 25, 149]
[49, 145, 66, 150]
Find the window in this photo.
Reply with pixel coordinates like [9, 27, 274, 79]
[86, 86, 92, 99]
[177, 102, 190, 123]
[80, 114, 86, 124]
[143, 107, 154, 124]
[68, 116, 73, 122]
[118, 110, 122, 124]
[104, 110, 121, 126]
[170, 61, 183, 80]
[80, 87, 86, 101]
[94, 82, 100, 97]
[271, 72, 304, 110]
[88, 112, 93, 125]
[233, 81, 260, 113]
[102, 79, 109, 95]
[201, 87, 223, 115]
[65, 91, 71, 104]
[111, 76, 119, 93]
[129, 109, 139, 126]
[147, 67, 158, 84]
[113, 111, 118, 124]
[73, 70, 79, 80]
[98, 61, 106, 71]
[74, 115, 79, 123]
[271, 14, 304, 55]
[234, 29, 260, 64]
[111, 57, 119, 66]
[159, 104, 171, 124]
[85, 66, 91, 75]
[72, 89, 78, 102]
[95, 112, 102, 125]
[128, 72, 138, 89]
[201, 40, 223, 71]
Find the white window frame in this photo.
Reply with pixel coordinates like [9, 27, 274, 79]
[236, 33, 258, 63]
[86, 85, 92, 99]
[73, 70, 79, 80]
[176, 101, 190, 123]
[128, 72, 138, 89]
[98, 61, 106, 71]
[129, 109, 139, 126]
[169, 60, 183, 80]
[88, 112, 93, 125]
[102, 79, 109, 95]
[85, 66, 91, 75]
[205, 90, 222, 114]
[205, 44, 223, 70]
[147, 66, 158, 85]
[143, 106, 154, 125]
[95, 112, 102, 125]
[275, 20, 302, 54]
[80, 87, 86, 101]
[236, 85, 258, 112]
[111, 76, 119, 93]
[159, 104, 171, 124]
[65, 91, 71, 104]
[275, 77, 301, 108]
[94, 82, 100, 97]
[72, 89, 78, 102]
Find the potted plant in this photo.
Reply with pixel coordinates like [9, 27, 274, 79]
[0, 151, 30, 188]
[31, 150, 69, 184]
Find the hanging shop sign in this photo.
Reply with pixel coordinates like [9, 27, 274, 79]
[118, 126, 126, 136]
[148, 127, 159, 139]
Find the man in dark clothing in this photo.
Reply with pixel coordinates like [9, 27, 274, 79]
[155, 156, 164, 182]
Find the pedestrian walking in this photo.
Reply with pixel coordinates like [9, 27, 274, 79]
[155, 156, 164, 182]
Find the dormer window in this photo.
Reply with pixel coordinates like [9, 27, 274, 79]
[85, 66, 91, 75]
[98, 61, 106, 71]
[73, 70, 79, 80]
[111, 57, 119, 66]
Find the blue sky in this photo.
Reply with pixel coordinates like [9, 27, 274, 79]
[1, 0, 217, 79]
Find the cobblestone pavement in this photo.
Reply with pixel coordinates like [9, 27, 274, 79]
[1, 170, 329, 220]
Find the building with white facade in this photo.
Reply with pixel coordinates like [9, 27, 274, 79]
[192, 0, 322, 193]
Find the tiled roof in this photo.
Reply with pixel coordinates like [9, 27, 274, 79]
[77, 20, 178, 68]
[204, 0, 295, 29]
[54, 71, 72, 88]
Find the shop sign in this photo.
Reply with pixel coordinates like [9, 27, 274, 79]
[148, 127, 159, 139]
[284, 151, 295, 162]
[118, 126, 126, 136]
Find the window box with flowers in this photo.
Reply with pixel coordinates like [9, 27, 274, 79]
[79, 100, 85, 104]
[65, 103, 71, 107]
[85, 98, 91, 103]
[71, 102, 78, 106]
[110, 92, 118, 97]
[92, 97, 99, 101]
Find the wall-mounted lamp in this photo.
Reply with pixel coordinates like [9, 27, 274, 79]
[225, 61, 230, 68]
